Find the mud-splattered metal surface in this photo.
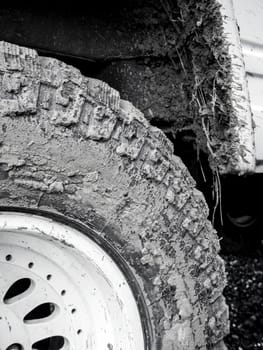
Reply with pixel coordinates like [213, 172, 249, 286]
[0, 211, 145, 350]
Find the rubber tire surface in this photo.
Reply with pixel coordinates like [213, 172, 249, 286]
[0, 42, 229, 350]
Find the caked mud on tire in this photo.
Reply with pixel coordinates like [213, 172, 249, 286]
[0, 42, 229, 349]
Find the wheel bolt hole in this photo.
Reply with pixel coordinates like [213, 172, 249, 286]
[28, 262, 34, 269]
[61, 290, 66, 296]
[77, 329, 82, 335]
[6, 343, 23, 350]
[71, 308, 76, 314]
[5, 254, 12, 261]
[46, 274, 52, 281]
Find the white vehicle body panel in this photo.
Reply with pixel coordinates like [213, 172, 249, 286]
[217, 0, 256, 174]
[232, 0, 263, 171]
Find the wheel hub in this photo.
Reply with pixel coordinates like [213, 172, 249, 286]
[0, 211, 146, 350]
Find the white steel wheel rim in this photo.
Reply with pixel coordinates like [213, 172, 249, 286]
[0, 211, 145, 350]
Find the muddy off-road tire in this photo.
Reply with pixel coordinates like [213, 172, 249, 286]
[0, 42, 229, 349]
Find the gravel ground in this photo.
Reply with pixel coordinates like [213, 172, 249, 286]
[222, 254, 263, 350]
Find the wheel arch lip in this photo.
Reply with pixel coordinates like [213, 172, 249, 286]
[0, 205, 154, 350]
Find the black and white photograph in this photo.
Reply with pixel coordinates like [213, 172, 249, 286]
[0, 1, 262, 349]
